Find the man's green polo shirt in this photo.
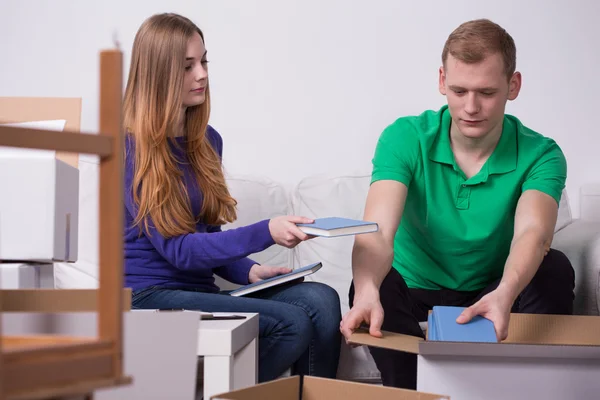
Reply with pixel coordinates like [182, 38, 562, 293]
[371, 105, 567, 291]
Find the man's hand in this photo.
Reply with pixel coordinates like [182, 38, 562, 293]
[458, 190, 558, 341]
[340, 181, 408, 344]
[456, 285, 515, 341]
[248, 264, 292, 283]
[340, 287, 384, 343]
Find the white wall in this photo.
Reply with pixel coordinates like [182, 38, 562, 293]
[1, 0, 598, 217]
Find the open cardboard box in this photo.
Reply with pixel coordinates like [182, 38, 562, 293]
[350, 313, 600, 400]
[211, 375, 449, 399]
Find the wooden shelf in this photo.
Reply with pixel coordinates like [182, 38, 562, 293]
[2, 335, 103, 353]
[2, 335, 119, 398]
[0, 48, 129, 399]
[6, 377, 131, 400]
[0, 126, 113, 157]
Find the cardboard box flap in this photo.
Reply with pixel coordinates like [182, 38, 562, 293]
[504, 313, 600, 346]
[211, 376, 300, 399]
[211, 376, 450, 400]
[349, 327, 423, 354]
[350, 314, 600, 360]
[302, 376, 449, 399]
[0, 97, 82, 168]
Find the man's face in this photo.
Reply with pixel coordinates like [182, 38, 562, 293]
[439, 53, 521, 140]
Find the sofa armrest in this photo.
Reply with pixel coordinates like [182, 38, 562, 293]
[551, 219, 600, 315]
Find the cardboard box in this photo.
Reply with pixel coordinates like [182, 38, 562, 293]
[0, 263, 54, 288]
[0, 97, 82, 262]
[211, 375, 449, 399]
[350, 313, 600, 400]
[0, 97, 82, 168]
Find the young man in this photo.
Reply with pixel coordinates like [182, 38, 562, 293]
[340, 18, 574, 389]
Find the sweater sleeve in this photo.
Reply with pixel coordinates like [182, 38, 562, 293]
[124, 132, 275, 272]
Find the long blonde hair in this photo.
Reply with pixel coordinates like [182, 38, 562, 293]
[123, 13, 237, 238]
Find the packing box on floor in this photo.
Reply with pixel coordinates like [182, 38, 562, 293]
[350, 313, 600, 400]
[211, 375, 449, 400]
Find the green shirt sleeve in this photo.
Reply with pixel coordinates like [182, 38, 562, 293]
[371, 120, 420, 186]
[521, 141, 567, 205]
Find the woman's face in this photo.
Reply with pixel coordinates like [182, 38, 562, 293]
[182, 32, 209, 108]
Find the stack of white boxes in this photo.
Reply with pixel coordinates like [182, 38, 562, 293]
[0, 146, 79, 288]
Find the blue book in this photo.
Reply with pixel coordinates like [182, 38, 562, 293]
[296, 217, 378, 237]
[429, 306, 498, 343]
[427, 311, 437, 340]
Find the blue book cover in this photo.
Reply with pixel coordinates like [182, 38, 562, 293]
[430, 306, 497, 343]
[296, 217, 378, 237]
[427, 312, 437, 340]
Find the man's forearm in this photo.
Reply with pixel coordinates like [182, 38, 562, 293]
[351, 232, 394, 296]
[499, 229, 549, 303]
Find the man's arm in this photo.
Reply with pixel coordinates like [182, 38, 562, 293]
[498, 189, 558, 301]
[457, 189, 558, 340]
[340, 180, 408, 339]
[353, 180, 408, 293]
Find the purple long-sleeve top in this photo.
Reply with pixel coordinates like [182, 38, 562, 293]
[123, 126, 274, 292]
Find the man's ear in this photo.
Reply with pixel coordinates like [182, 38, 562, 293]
[439, 66, 447, 95]
[508, 71, 522, 101]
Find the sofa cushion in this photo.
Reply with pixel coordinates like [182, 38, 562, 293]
[291, 171, 370, 313]
[555, 189, 572, 233]
[552, 219, 600, 316]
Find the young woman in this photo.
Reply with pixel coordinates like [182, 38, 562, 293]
[122, 13, 341, 382]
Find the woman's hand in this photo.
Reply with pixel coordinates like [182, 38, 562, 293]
[248, 264, 292, 283]
[268, 215, 315, 248]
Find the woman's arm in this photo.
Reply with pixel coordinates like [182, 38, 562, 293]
[124, 130, 276, 272]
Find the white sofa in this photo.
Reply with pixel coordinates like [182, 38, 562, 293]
[55, 157, 600, 383]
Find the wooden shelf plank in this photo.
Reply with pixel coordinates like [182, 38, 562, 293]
[0, 126, 112, 157]
[7, 376, 132, 400]
[0, 289, 132, 312]
[98, 48, 125, 381]
[2, 335, 99, 353]
[7, 375, 132, 400]
[1, 336, 122, 397]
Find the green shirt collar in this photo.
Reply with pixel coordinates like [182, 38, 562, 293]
[429, 106, 517, 182]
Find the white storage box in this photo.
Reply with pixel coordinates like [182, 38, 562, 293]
[0, 151, 79, 262]
[351, 313, 600, 400]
